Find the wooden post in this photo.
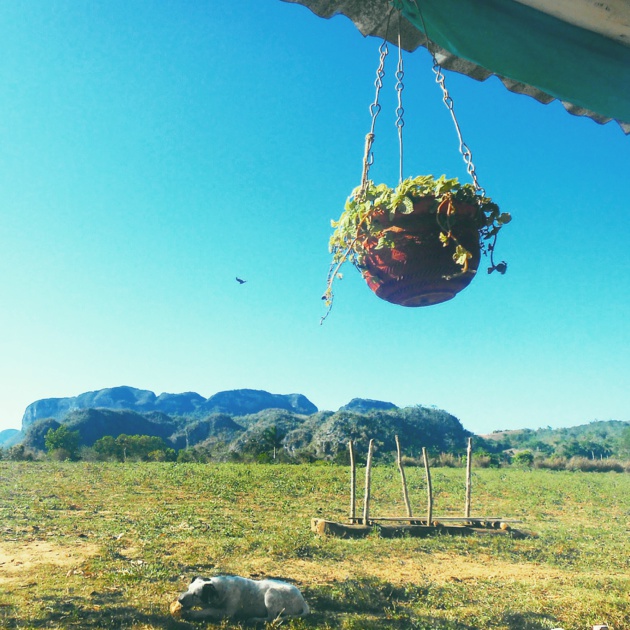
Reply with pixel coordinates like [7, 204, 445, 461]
[349, 440, 356, 522]
[464, 437, 473, 518]
[422, 447, 433, 525]
[362, 439, 374, 525]
[395, 435, 413, 518]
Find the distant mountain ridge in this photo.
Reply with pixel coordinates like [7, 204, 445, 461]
[0, 429, 21, 448]
[20, 386, 318, 430]
[17, 405, 471, 461]
[340, 398, 398, 413]
[3, 386, 627, 461]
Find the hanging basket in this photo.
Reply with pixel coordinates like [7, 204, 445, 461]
[324, 175, 510, 310]
[359, 196, 481, 307]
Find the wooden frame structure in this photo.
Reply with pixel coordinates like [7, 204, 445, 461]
[312, 436, 527, 538]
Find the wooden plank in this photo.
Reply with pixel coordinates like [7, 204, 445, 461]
[465, 437, 473, 518]
[362, 439, 374, 525]
[312, 519, 532, 539]
[348, 516, 522, 523]
[395, 435, 413, 518]
[348, 440, 356, 522]
[422, 446, 433, 524]
[311, 518, 371, 538]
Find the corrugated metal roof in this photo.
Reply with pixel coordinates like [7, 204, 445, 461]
[282, 0, 630, 133]
[515, 0, 630, 45]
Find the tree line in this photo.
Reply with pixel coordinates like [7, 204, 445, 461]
[1, 422, 629, 473]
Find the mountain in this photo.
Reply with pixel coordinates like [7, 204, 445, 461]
[21, 409, 180, 451]
[479, 419, 630, 459]
[0, 429, 21, 447]
[169, 413, 245, 450]
[283, 406, 470, 460]
[339, 398, 398, 413]
[13, 386, 627, 462]
[200, 390, 316, 417]
[20, 386, 158, 428]
[16, 402, 471, 462]
[20, 386, 318, 430]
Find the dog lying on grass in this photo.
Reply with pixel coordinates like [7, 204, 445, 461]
[173, 575, 310, 623]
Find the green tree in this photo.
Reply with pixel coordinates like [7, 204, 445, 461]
[579, 439, 613, 459]
[93, 435, 121, 461]
[93, 434, 172, 462]
[44, 425, 80, 460]
[127, 435, 170, 461]
[560, 439, 587, 459]
[261, 426, 286, 460]
[147, 448, 176, 462]
[6, 444, 35, 461]
[512, 450, 534, 467]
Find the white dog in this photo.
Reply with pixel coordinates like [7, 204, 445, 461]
[177, 575, 310, 622]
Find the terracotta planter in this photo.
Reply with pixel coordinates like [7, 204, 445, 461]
[358, 197, 481, 307]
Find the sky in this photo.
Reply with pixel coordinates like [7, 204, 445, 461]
[1, 1, 629, 436]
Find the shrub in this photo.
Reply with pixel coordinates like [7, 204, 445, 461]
[434, 452, 461, 468]
[473, 451, 501, 468]
[400, 455, 422, 467]
[533, 456, 628, 473]
[176, 448, 202, 463]
[533, 456, 567, 471]
[566, 457, 625, 473]
[5, 444, 38, 461]
[147, 448, 177, 462]
[45, 426, 80, 460]
[512, 450, 534, 467]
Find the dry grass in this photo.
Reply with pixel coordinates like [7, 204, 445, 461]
[0, 462, 628, 629]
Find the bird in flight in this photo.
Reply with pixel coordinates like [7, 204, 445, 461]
[236, 277, 247, 284]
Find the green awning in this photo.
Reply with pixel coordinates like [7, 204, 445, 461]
[282, 0, 630, 133]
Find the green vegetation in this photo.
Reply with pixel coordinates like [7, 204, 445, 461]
[323, 175, 511, 309]
[329, 176, 509, 271]
[0, 462, 628, 629]
[6, 406, 475, 465]
[3, 413, 629, 475]
[92, 434, 177, 462]
[44, 426, 81, 461]
[479, 420, 630, 468]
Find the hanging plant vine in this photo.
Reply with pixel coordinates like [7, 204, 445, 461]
[321, 1, 510, 323]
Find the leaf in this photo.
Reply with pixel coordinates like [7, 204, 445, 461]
[495, 262, 508, 274]
[453, 245, 472, 267]
[434, 175, 459, 197]
[400, 197, 414, 214]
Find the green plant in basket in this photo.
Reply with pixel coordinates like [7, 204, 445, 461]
[322, 174, 511, 315]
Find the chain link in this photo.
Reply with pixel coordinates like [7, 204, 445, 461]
[412, 0, 484, 196]
[360, 39, 389, 194]
[395, 29, 405, 184]
[431, 58, 485, 196]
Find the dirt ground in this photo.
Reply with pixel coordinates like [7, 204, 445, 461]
[0, 540, 100, 584]
[247, 553, 569, 587]
[0, 539, 566, 588]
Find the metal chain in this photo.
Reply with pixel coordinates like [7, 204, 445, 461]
[412, 0, 484, 196]
[322, 26, 393, 324]
[431, 58, 484, 196]
[395, 29, 405, 184]
[360, 38, 389, 195]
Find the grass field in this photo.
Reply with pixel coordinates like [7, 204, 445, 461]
[0, 462, 628, 629]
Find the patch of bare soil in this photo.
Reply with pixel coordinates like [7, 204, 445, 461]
[248, 554, 566, 586]
[0, 540, 99, 584]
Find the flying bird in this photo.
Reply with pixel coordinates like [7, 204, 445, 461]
[236, 277, 247, 284]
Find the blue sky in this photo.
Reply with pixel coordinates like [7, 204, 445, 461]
[1, 1, 628, 435]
